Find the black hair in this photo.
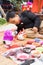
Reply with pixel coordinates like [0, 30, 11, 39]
[21, 60, 30, 65]
[6, 10, 16, 22]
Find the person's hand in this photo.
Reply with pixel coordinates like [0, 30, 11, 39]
[32, 27, 38, 33]
[19, 28, 25, 34]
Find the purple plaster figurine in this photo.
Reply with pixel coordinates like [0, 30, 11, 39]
[3, 30, 13, 41]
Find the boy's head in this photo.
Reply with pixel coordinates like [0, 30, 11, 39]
[6, 11, 20, 24]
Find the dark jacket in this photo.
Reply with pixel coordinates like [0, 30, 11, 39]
[17, 10, 41, 32]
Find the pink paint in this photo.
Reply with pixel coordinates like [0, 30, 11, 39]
[3, 30, 13, 41]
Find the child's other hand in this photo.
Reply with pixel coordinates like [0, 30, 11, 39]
[32, 27, 38, 33]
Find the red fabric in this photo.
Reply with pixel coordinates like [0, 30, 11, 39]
[32, 0, 43, 13]
[7, 44, 20, 50]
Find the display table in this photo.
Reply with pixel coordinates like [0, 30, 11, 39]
[0, 30, 43, 65]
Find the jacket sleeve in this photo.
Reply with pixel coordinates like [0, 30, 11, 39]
[21, 10, 41, 28]
[33, 16, 41, 28]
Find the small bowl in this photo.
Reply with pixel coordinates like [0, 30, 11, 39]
[23, 47, 31, 54]
[27, 39, 34, 44]
[36, 47, 43, 53]
[25, 45, 36, 50]
[40, 41, 43, 45]
[31, 50, 41, 58]
[32, 42, 41, 47]
[17, 53, 29, 61]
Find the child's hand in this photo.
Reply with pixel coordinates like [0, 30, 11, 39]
[19, 28, 25, 34]
[32, 27, 38, 33]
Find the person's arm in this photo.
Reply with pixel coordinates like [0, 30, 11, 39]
[32, 16, 41, 32]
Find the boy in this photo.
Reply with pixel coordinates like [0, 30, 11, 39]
[6, 10, 41, 33]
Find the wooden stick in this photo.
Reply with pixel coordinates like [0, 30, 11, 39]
[0, 5, 6, 18]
